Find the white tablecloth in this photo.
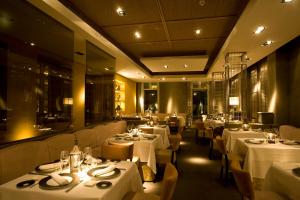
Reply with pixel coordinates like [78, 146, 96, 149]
[263, 162, 300, 200]
[233, 138, 300, 179]
[139, 125, 170, 149]
[109, 134, 165, 174]
[222, 129, 265, 152]
[0, 161, 143, 200]
[204, 120, 224, 129]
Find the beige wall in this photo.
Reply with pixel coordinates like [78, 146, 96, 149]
[115, 74, 136, 114]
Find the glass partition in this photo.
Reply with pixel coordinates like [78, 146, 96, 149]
[0, 0, 74, 145]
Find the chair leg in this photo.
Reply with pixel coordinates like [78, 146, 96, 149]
[220, 165, 223, 179]
[209, 140, 213, 159]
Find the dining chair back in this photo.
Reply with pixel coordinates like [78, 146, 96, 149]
[231, 159, 255, 200]
[102, 143, 132, 161]
[160, 163, 178, 200]
[108, 141, 134, 161]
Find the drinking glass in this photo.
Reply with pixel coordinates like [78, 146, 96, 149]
[60, 150, 69, 171]
[84, 147, 93, 166]
[127, 125, 133, 133]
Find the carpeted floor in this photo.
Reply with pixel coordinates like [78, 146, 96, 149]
[144, 128, 241, 200]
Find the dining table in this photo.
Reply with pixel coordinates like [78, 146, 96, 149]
[263, 162, 300, 200]
[222, 129, 266, 152]
[233, 138, 300, 179]
[138, 124, 170, 149]
[0, 161, 143, 200]
[204, 119, 225, 129]
[108, 133, 165, 174]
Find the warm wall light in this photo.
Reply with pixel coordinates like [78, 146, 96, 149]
[164, 65, 168, 69]
[63, 98, 73, 105]
[229, 97, 239, 106]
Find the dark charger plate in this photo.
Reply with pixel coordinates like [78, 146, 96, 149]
[39, 173, 78, 190]
[96, 181, 112, 189]
[292, 167, 300, 177]
[16, 179, 36, 188]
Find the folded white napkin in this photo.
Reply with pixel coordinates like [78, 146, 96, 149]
[50, 173, 69, 186]
[39, 162, 61, 171]
[92, 165, 115, 176]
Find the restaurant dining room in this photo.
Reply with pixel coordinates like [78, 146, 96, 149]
[1, 0, 300, 199]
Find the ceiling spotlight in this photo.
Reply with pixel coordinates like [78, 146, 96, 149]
[261, 40, 273, 46]
[182, 77, 187, 81]
[254, 26, 265, 35]
[134, 31, 141, 39]
[161, 77, 166, 81]
[281, 0, 293, 3]
[104, 67, 109, 71]
[164, 65, 168, 69]
[30, 42, 35, 46]
[184, 64, 188, 68]
[195, 29, 201, 35]
[116, 7, 127, 16]
[198, 0, 206, 6]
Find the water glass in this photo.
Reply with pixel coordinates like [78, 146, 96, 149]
[60, 150, 69, 171]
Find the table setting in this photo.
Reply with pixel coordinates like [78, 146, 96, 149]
[233, 136, 300, 179]
[0, 145, 143, 200]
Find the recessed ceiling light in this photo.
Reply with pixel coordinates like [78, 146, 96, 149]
[164, 65, 168, 69]
[161, 77, 166, 81]
[261, 40, 273, 46]
[184, 64, 188, 68]
[134, 31, 141, 39]
[198, 0, 206, 6]
[30, 42, 35, 46]
[104, 67, 109, 71]
[195, 29, 201, 35]
[182, 77, 187, 81]
[44, 71, 49, 76]
[59, 74, 62, 77]
[281, 0, 293, 3]
[28, 67, 32, 71]
[116, 7, 127, 16]
[254, 26, 265, 35]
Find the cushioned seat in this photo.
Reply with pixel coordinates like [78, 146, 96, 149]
[123, 163, 178, 200]
[44, 133, 75, 161]
[0, 141, 50, 184]
[279, 125, 300, 140]
[102, 143, 133, 161]
[231, 160, 285, 200]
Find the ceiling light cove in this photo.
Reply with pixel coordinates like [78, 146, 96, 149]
[116, 7, 126, 16]
[254, 26, 265, 35]
[281, 0, 294, 3]
[134, 31, 141, 39]
[261, 40, 273, 46]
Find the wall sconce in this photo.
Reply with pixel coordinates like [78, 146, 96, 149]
[63, 98, 73, 105]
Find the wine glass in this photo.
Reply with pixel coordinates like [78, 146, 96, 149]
[127, 125, 133, 133]
[60, 150, 69, 172]
[83, 147, 93, 166]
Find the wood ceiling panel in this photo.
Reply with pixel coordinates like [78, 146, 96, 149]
[167, 17, 236, 40]
[160, 0, 220, 20]
[121, 41, 172, 58]
[69, 0, 161, 26]
[170, 39, 220, 55]
[102, 22, 167, 43]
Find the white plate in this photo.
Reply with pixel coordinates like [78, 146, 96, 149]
[245, 138, 264, 144]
